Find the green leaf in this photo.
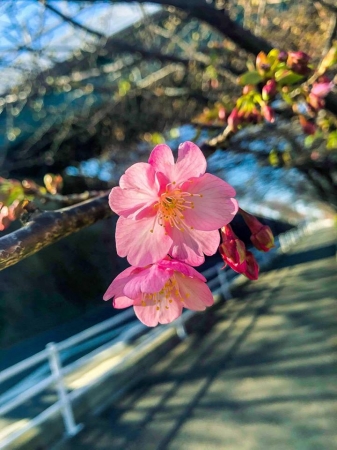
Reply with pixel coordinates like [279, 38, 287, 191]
[327, 131, 337, 150]
[267, 48, 280, 63]
[238, 71, 263, 86]
[304, 135, 316, 148]
[275, 69, 304, 86]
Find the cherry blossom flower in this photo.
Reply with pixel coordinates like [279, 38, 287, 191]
[103, 258, 214, 327]
[110, 142, 238, 266]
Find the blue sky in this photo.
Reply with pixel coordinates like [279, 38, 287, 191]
[0, 1, 160, 93]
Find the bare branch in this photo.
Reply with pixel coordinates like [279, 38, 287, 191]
[0, 193, 112, 272]
[42, 2, 105, 39]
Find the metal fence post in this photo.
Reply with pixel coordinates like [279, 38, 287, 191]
[47, 342, 82, 437]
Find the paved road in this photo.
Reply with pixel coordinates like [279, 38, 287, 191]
[59, 226, 337, 450]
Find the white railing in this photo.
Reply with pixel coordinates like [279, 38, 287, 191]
[0, 219, 331, 449]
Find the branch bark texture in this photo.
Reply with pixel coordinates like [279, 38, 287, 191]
[0, 193, 112, 271]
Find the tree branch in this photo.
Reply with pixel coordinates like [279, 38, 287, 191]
[43, 2, 105, 39]
[108, 0, 273, 55]
[0, 193, 112, 271]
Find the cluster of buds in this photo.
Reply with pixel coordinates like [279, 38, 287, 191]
[219, 209, 275, 280]
[193, 45, 337, 152]
[229, 46, 336, 150]
[227, 89, 275, 132]
[0, 177, 26, 231]
[0, 173, 64, 232]
[307, 76, 334, 112]
[298, 75, 334, 137]
[0, 200, 25, 231]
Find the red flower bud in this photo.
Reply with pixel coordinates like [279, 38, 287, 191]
[244, 251, 259, 280]
[299, 116, 317, 135]
[227, 108, 241, 132]
[219, 225, 247, 273]
[261, 104, 275, 123]
[278, 51, 288, 62]
[250, 226, 275, 252]
[262, 79, 277, 101]
[307, 93, 325, 111]
[240, 208, 275, 252]
[287, 51, 311, 75]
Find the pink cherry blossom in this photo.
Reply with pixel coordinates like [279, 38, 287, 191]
[103, 258, 214, 327]
[311, 80, 334, 98]
[110, 142, 238, 266]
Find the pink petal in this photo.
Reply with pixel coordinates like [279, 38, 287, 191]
[173, 141, 207, 184]
[103, 266, 135, 301]
[124, 264, 172, 298]
[169, 227, 220, 266]
[148, 144, 175, 180]
[158, 259, 206, 282]
[113, 296, 134, 309]
[148, 142, 207, 185]
[134, 297, 183, 326]
[175, 274, 214, 310]
[168, 226, 205, 266]
[183, 173, 238, 231]
[109, 163, 159, 219]
[119, 162, 159, 191]
[116, 216, 172, 267]
[109, 187, 157, 220]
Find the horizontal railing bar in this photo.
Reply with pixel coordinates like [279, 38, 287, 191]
[0, 374, 56, 416]
[62, 321, 147, 376]
[200, 265, 218, 279]
[0, 348, 48, 384]
[57, 308, 135, 351]
[0, 401, 63, 450]
[69, 325, 172, 402]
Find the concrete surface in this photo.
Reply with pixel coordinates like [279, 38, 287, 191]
[58, 226, 337, 450]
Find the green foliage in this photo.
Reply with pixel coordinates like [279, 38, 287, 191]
[238, 71, 263, 86]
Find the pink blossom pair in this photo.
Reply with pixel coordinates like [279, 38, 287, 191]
[104, 142, 238, 326]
